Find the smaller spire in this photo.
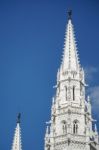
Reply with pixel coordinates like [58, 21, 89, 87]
[11, 113, 22, 150]
[17, 113, 21, 124]
[68, 10, 72, 20]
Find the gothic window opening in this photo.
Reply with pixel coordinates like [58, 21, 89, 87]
[80, 82, 82, 96]
[62, 120, 67, 134]
[73, 120, 78, 134]
[65, 86, 67, 100]
[73, 86, 75, 101]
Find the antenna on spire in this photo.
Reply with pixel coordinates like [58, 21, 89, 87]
[17, 113, 21, 124]
[68, 10, 72, 20]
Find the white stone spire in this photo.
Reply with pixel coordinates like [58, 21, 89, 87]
[11, 113, 22, 150]
[62, 10, 80, 72]
[45, 10, 99, 150]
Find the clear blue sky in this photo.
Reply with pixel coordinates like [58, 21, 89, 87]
[0, 0, 99, 150]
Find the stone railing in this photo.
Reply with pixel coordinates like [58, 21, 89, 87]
[54, 134, 86, 144]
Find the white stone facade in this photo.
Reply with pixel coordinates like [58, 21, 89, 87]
[44, 12, 99, 150]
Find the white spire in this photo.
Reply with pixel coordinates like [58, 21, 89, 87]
[62, 10, 80, 72]
[95, 124, 98, 133]
[45, 10, 99, 150]
[11, 113, 22, 150]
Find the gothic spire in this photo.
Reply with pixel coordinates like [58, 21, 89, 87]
[11, 113, 22, 150]
[62, 10, 80, 72]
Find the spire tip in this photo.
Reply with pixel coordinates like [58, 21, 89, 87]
[17, 113, 21, 124]
[68, 10, 72, 20]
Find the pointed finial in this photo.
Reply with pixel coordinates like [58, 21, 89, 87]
[46, 126, 49, 135]
[17, 113, 21, 124]
[87, 96, 91, 103]
[68, 10, 72, 20]
[52, 97, 55, 104]
[95, 124, 98, 133]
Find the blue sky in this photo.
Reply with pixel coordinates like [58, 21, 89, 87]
[0, 0, 99, 150]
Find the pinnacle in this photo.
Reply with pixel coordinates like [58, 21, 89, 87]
[61, 13, 81, 72]
[11, 114, 22, 150]
[68, 10, 72, 20]
[17, 113, 21, 124]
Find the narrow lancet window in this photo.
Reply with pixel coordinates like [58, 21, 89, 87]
[65, 86, 67, 100]
[73, 120, 78, 134]
[73, 86, 75, 100]
[62, 121, 67, 134]
[80, 82, 82, 96]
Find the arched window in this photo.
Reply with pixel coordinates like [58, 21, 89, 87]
[73, 86, 75, 101]
[73, 120, 78, 134]
[62, 120, 67, 134]
[65, 86, 67, 100]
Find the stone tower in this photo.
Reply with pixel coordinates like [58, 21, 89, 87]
[44, 11, 99, 150]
